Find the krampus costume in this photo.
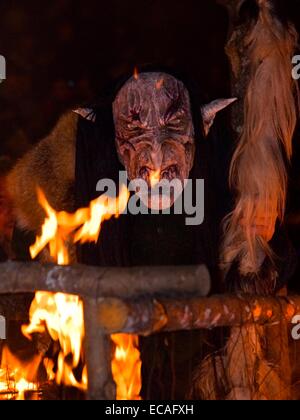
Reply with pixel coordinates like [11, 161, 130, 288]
[7, 0, 299, 398]
[8, 70, 238, 398]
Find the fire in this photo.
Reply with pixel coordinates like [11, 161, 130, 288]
[111, 334, 142, 400]
[0, 293, 87, 400]
[0, 346, 41, 400]
[22, 292, 87, 391]
[150, 170, 160, 188]
[0, 185, 142, 400]
[30, 185, 129, 264]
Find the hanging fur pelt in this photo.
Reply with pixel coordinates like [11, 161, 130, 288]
[190, 324, 291, 400]
[220, 0, 299, 285]
[192, 0, 299, 401]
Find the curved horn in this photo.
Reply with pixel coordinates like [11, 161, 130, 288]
[73, 108, 96, 122]
[202, 98, 237, 120]
[201, 98, 237, 136]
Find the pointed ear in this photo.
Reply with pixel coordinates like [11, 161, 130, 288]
[73, 108, 96, 122]
[201, 98, 237, 136]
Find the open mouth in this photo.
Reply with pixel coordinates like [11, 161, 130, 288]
[135, 176, 184, 211]
[138, 164, 180, 185]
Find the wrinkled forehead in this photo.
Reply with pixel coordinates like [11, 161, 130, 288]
[113, 72, 192, 119]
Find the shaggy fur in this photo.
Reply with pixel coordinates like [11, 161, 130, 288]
[220, 0, 299, 278]
[193, 0, 299, 402]
[191, 325, 290, 400]
[7, 112, 78, 232]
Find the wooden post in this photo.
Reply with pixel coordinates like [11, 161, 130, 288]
[83, 297, 116, 400]
[217, 0, 252, 134]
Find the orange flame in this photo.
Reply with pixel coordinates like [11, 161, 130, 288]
[150, 170, 160, 188]
[133, 67, 139, 80]
[22, 292, 87, 391]
[1, 185, 142, 400]
[30, 185, 129, 264]
[111, 334, 142, 400]
[0, 346, 41, 400]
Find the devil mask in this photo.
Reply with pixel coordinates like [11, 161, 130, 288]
[113, 72, 195, 188]
[112, 72, 236, 209]
[76, 72, 235, 209]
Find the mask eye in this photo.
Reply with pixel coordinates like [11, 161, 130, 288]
[168, 116, 181, 125]
[126, 111, 145, 134]
[162, 165, 179, 180]
[139, 166, 150, 179]
[127, 110, 143, 132]
[130, 110, 141, 122]
[166, 109, 185, 127]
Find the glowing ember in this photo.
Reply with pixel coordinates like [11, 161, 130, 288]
[0, 346, 41, 400]
[0, 185, 142, 400]
[111, 334, 142, 400]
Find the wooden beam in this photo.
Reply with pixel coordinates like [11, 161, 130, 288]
[95, 294, 300, 335]
[0, 262, 210, 299]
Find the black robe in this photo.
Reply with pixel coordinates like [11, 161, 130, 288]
[74, 99, 230, 399]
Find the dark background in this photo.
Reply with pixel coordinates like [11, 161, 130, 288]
[0, 0, 233, 158]
[0, 0, 299, 157]
[1, 0, 300, 284]
[0, 0, 299, 155]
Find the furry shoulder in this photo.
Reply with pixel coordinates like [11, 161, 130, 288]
[7, 111, 79, 232]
